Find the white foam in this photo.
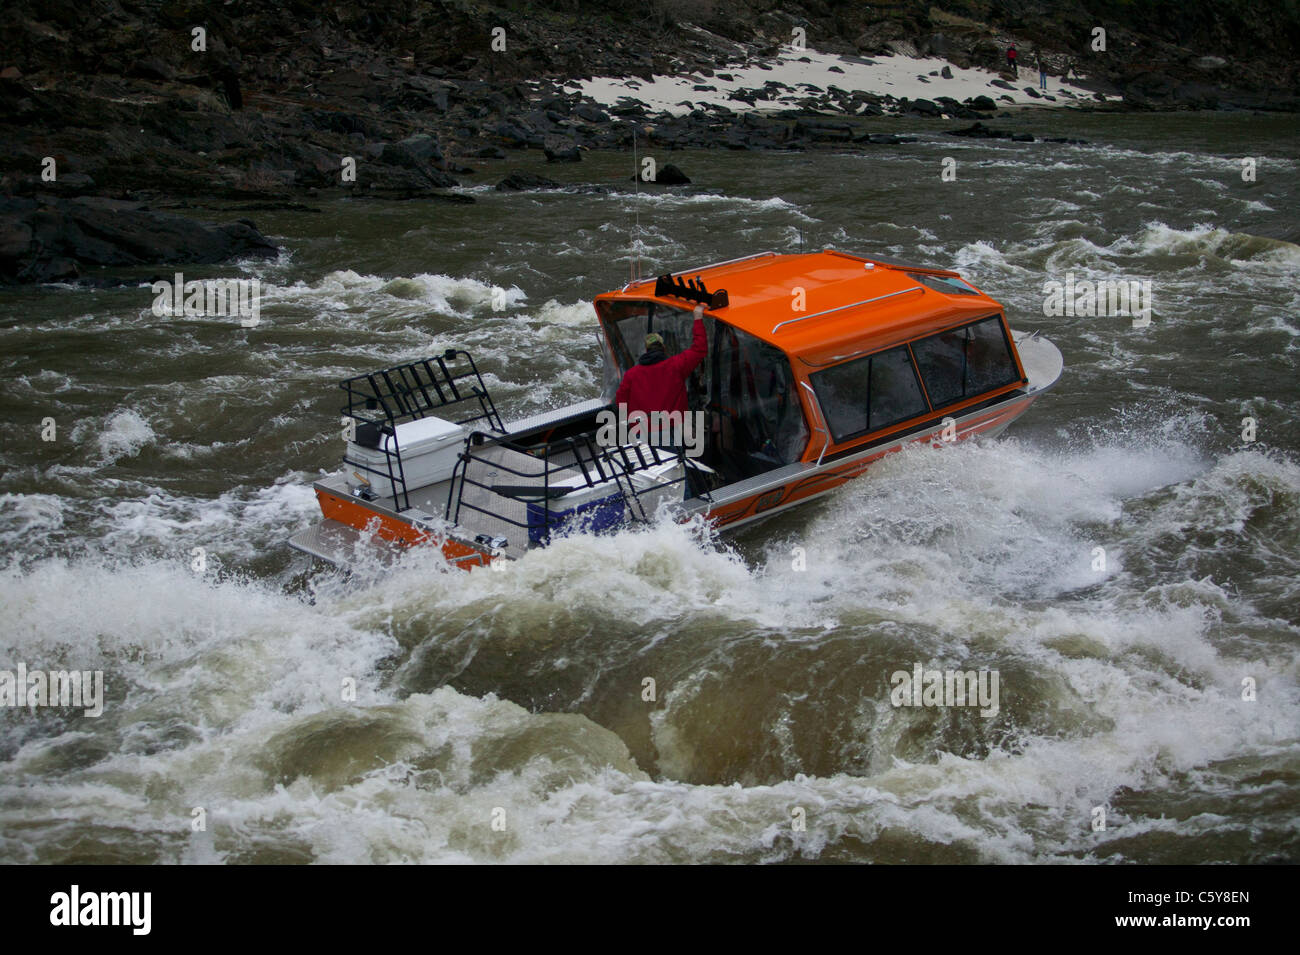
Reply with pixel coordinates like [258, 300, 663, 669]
[71, 409, 156, 465]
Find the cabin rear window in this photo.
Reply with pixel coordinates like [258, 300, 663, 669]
[811, 345, 928, 442]
[910, 316, 1019, 409]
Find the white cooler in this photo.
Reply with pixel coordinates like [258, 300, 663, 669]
[346, 415, 466, 499]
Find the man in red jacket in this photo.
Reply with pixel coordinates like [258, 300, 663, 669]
[615, 303, 708, 447]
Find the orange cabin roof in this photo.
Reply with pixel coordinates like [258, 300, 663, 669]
[595, 248, 1005, 368]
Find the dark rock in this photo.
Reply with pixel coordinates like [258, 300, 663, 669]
[945, 121, 1013, 139]
[492, 120, 542, 149]
[125, 58, 176, 83]
[941, 65, 954, 79]
[544, 146, 582, 163]
[655, 163, 691, 184]
[45, 172, 97, 196]
[1173, 82, 1221, 109]
[494, 173, 562, 191]
[854, 21, 909, 55]
[630, 162, 692, 183]
[854, 133, 918, 145]
[968, 95, 997, 111]
[368, 163, 459, 191]
[0, 196, 277, 285]
[381, 134, 444, 169]
[794, 118, 853, 141]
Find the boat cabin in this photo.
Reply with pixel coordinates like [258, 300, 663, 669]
[595, 248, 1028, 484]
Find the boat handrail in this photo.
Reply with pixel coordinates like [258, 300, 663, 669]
[771, 285, 925, 334]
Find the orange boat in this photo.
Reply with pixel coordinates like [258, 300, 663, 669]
[288, 248, 1063, 569]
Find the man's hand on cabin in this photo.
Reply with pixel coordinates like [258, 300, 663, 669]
[694, 304, 705, 319]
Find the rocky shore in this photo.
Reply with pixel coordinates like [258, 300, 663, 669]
[2, 0, 1296, 283]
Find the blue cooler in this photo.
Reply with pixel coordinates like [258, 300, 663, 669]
[526, 478, 625, 544]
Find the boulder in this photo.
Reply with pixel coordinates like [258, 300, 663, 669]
[946, 121, 1012, 139]
[0, 196, 278, 285]
[573, 103, 609, 123]
[794, 119, 853, 141]
[544, 146, 582, 163]
[655, 163, 691, 184]
[381, 134, 444, 169]
[494, 173, 562, 191]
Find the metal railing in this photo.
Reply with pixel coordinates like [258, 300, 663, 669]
[447, 430, 711, 547]
[339, 349, 502, 512]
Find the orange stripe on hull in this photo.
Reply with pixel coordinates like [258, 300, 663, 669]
[316, 490, 494, 568]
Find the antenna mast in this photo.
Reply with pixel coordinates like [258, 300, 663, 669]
[631, 126, 641, 282]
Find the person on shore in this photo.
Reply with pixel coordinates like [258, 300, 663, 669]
[1037, 54, 1048, 90]
[1006, 44, 1018, 77]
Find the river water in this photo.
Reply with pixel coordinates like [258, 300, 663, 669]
[1, 110, 1297, 863]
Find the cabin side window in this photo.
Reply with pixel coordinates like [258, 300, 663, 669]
[910, 315, 1019, 409]
[811, 345, 928, 443]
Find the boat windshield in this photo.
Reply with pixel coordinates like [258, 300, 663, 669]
[599, 299, 699, 379]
